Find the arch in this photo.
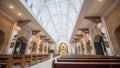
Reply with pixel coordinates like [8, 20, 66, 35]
[93, 35, 106, 55]
[14, 37, 27, 54]
[59, 42, 68, 54]
[0, 30, 5, 50]
[94, 35, 102, 42]
[17, 37, 27, 43]
[114, 25, 120, 48]
[115, 25, 120, 33]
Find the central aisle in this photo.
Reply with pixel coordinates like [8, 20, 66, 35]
[28, 55, 59, 68]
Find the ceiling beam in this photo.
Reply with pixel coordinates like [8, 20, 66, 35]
[78, 29, 89, 34]
[48, 40, 53, 44]
[45, 39, 50, 42]
[73, 38, 79, 42]
[40, 35, 46, 40]
[17, 19, 31, 27]
[32, 30, 41, 35]
[72, 40, 78, 44]
[84, 16, 101, 24]
[75, 34, 83, 39]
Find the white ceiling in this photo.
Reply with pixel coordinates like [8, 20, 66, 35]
[70, 0, 117, 42]
[23, 0, 84, 43]
[0, 0, 118, 44]
[0, 0, 54, 42]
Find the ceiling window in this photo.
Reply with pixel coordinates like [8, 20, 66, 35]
[25, 0, 84, 43]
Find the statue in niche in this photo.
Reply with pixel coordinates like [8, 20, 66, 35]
[104, 41, 109, 48]
[10, 42, 15, 48]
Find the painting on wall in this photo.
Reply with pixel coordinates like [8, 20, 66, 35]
[104, 41, 109, 48]
[10, 42, 15, 48]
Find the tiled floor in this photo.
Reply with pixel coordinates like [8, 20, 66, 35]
[28, 54, 59, 68]
[28, 58, 53, 68]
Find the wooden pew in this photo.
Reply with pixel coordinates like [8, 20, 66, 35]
[0, 55, 13, 68]
[25, 54, 33, 66]
[60, 55, 120, 59]
[32, 54, 38, 64]
[53, 55, 120, 68]
[53, 61, 120, 68]
[57, 58, 120, 62]
[0, 54, 40, 68]
[38, 54, 46, 62]
[12, 54, 25, 68]
[25, 54, 38, 66]
[44, 54, 50, 60]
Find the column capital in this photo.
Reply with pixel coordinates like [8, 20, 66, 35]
[84, 16, 101, 24]
[32, 30, 41, 35]
[17, 19, 31, 27]
[78, 29, 89, 34]
[40, 35, 46, 40]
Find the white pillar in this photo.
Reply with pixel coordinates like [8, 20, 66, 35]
[7, 24, 21, 54]
[42, 41, 46, 54]
[25, 34, 34, 54]
[89, 27, 96, 55]
[79, 39, 84, 54]
[101, 17, 115, 56]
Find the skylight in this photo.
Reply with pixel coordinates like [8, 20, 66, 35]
[25, 0, 84, 43]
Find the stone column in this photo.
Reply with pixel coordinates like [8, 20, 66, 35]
[25, 32, 34, 54]
[79, 39, 84, 54]
[48, 42, 54, 54]
[45, 41, 49, 54]
[101, 18, 115, 56]
[6, 22, 21, 54]
[39, 39, 43, 54]
[25, 34, 34, 54]
[36, 39, 41, 54]
[76, 42, 80, 54]
[42, 41, 46, 54]
[89, 27, 96, 55]
[83, 34, 92, 55]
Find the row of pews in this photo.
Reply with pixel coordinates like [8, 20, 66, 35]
[52, 55, 120, 68]
[0, 54, 50, 68]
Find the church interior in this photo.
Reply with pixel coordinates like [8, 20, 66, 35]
[0, 0, 120, 68]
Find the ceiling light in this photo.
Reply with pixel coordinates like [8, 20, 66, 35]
[18, 12, 22, 16]
[98, 0, 103, 2]
[9, 5, 14, 9]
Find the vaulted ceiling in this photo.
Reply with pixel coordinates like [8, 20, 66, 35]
[0, 0, 118, 44]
